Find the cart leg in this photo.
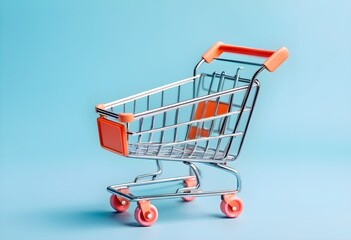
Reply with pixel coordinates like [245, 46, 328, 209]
[211, 163, 241, 192]
[177, 161, 202, 194]
[186, 161, 202, 178]
[210, 163, 243, 218]
[134, 160, 163, 182]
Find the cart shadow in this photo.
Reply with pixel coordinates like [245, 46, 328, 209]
[38, 200, 216, 229]
[38, 209, 137, 229]
[208, 213, 230, 219]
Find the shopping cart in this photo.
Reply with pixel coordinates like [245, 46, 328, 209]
[95, 42, 288, 226]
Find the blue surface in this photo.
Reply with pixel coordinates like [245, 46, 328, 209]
[1, 0, 350, 239]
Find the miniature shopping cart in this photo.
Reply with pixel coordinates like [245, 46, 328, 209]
[95, 42, 288, 226]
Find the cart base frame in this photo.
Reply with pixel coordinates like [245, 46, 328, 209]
[107, 160, 243, 226]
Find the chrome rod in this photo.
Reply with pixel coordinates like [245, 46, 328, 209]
[177, 161, 202, 193]
[210, 163, 241, 192]
[104, 75, 199, 108]
[134, 160, 163, 182]
[223, 66, 265, 158]
[108, 187, 238, 201]
[214, 58, 263, 66]
[133, 84, 254, 120]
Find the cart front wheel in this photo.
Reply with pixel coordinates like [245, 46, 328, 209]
[110, 194, 130, 212]
[220, 195, 243, 218]
[134, 205, 158, 227]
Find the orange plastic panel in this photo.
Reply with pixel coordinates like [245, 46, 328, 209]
[194, 100, 229, 119]
[97, 117, 129, 156]
[187, 100, 229, 139]
[188, 126, 210, 140]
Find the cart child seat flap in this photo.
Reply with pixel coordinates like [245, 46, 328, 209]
[97, 117, 129, 156]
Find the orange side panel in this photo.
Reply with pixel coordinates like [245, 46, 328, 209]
[188, 126, 210, 140]
[194, 100, 229, 120]
[97, 117, 129, 156]
[188, 100, 229, 139]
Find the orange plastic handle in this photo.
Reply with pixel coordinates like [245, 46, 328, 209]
[202, 42, 288, 72]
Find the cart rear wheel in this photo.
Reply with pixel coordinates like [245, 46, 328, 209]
[182, 196, 195, 202]
[182, 177, 197, 202]
[110, 194, 130, 212]
[134, 205, 158, 227]
[220, 196, 243, 218]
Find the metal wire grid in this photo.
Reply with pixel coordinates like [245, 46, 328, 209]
[102, 68, 260, 163]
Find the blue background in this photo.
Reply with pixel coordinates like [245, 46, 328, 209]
[1, 0, 350, 239]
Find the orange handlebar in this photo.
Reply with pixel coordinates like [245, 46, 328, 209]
[202, 41, 288, 72]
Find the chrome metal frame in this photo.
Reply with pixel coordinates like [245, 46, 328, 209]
[98, 56, 266, 203]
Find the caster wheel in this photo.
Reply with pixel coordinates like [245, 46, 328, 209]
[182, 196, 195, 202]
[182, 177, 196, 202]
[110, 194, 130, 212]
[220, 195, 243, 218]
[134, 204, 158, 227]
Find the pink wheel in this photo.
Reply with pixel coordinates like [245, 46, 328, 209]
[182, 177, 196, 202]
[134, 205, 158, 227]
[182, 196, 195, 202]
[220, 196, 243, 218]
[110, 194, 130, 212]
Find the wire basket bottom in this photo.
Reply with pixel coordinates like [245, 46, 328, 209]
[128, 143, 235, 161]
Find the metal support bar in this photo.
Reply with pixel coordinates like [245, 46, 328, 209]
[134, 160, 163, 182]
